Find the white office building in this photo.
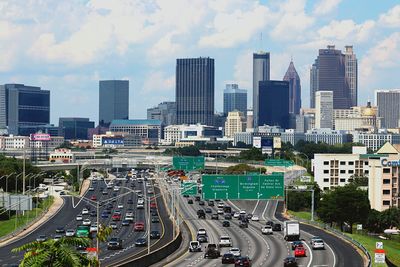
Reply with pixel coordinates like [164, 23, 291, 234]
[315, 91, 333, 129]
[225, 111, 245, 138]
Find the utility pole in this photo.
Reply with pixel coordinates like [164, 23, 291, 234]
[23, 149, 26, 195]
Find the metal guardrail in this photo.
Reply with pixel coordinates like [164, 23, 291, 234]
[292, 216, 372, 267]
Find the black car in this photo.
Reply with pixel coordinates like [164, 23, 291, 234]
[222, 252, 236, 264]
[235, 256, 252, 267]
[291, 241, 303, 250]
[127, 199, 133, 204]
[195, 196, 201, 201]
[151, 216, 160, 223]
[107, 237, 122, 250]
[150, 230, 161, 239]
[224, 214, 232, 220]
[266, 220, 274, 226]
[197, 209, 206, 219]
[151, 210, 158, 216]
[121, 220, 130, 226]
[55, 227, 65, 234]
[239, 221, 248, 228]
[272, 223, 282, 231]
[90, 211, 97, 217]
[211, 214, 219, 220]
[135, 237, 147, 247]
[199, 200, 205, 206]
[183, 194, 189, 198]
[205, 208, 212, 213]
[188, 199, 194, 204]
[208, 200, 214, 206]
[197, 234, 208, 243]
[222, 221, 230, 227]
[283, 256, 298, 267]
[204, 244, 220, 259]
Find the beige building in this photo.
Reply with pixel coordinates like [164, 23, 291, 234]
[334, 102, 382, 131]
[225, 111, 245, 138]
[315, 91, 333, 129]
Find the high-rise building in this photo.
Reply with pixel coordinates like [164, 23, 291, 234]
[176, 57, 214, 126]
[376, 89, 400, 128]
[246, 109, 253, 130]
[315, 91, 333, 129]
[147, 101, 176, 126]
[99, 80, 129, 127]
[344, 46, 358, 107]
[283, 60, 301, 115]
[59, 117, 95, 140]
[258, 81, 289, 129]
[0, 84, 50, 135]
[253, 52, 270, 127]
[223, 84, 247, 116]
[224, 111, 246, 138]
[310, 45, 354, 109]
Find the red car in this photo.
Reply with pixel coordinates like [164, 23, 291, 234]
[235, 256, 252, 267]
[112, 213, 121, 221]
[294, 246, 306, 257]
[150, 202, 157, 209]
[90, 195, 97, 201]
[134, 222, 145, 231]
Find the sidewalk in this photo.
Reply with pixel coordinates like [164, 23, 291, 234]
[0, 194, 64, 247]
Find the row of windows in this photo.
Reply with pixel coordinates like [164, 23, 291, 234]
[323, 160, 368, 165]
[323, 169, 369, 174]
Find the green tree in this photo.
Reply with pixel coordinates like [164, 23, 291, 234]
[12, 237, 97, 267]
[238, 147, 265, 161]
[223, 164, 266, 174]
[380, 207, 400, 229]
[365, 209, 384, 233]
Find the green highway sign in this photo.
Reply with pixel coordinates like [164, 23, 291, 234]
[202, 172, 284, 200]
[265, 159, 294, 167]
[173, 156, 205, 171]
[182, 181, 197, 196]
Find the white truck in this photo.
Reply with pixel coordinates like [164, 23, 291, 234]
[284, 220, 300, 241]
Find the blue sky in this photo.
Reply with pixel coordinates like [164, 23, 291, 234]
[0, 0, 399, 125]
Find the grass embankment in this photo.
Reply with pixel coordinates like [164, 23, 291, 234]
[288, 210, 313, 221]
[0, 196, 54, 237]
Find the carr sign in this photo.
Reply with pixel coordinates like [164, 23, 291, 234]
[173, 156, 205, 171]
[202, 173, 284, 200]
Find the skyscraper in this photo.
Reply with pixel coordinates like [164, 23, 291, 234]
[283, 60, 301, 115]
[310, 45, 354, 109]
[223, 84, 247, 116]
[225, 111, 246, 138]
[147, 101, 176, 125]
[258, 80, 289, 129]
[59, 117, 95, 140]
[0, 84, 50, 135]
[345, 46, 358, 107]
[315, 91, 333, 129]
[376, 89, 400, 128]
[176, 57, 214, 125]
[253, 52, 270, 128]
[99, 80, 129, 127]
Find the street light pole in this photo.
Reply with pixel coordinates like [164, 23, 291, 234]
[147, 194, 151, 254]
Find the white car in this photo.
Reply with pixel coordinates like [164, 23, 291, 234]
[113, 186, 120, 192]
[65, 229, 75, 237]
[88, 187, 94, 191]
[118, 204, 124, 209]
[239, 210, 246, 215]
[219, 235, 232, 247]
[82, 219, 91, 226]
[217, 209, 224, 214]
[251, 215, 260, 221]
[311, 239, 325, 250]
[217, 202, 224, 208]
[233, 212, 240, 218]
[110, 222, 118, 229]
[90, 224, 98, 233]
[125, 215, 134, 221]
[229, 247, 241, 257]
[76, 214, 83, 221]
[82, 208, 89, 215]
[261, 226, 273, 235]
[197, 228, 207, 236]
[126, 211, 134, 217]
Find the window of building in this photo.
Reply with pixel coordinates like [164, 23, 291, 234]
[383, 200, 391, 206]
[340, 170, 345, 174]
[323, 187, 329, 191]
[348, 170, 354, 174]
[323, 178, 329, 182]
[340, 179, 346, 183]
[323, 161, 329, 165]
[323, 170, 329, 174]
[383, 179, 391, 184]
[364, 161, 368, 165]
[348, 161, 354, 165]
[383, 190, 391, 195]
[364, 170, 369, 174]
[383, 168, 391, 173]
[340, 161, 346, 165]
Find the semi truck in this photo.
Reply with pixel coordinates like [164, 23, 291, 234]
[283, 220, 300, 241]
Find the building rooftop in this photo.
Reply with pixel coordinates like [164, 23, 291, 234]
[110, 119, 162, 126]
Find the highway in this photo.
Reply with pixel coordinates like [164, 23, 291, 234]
[0, 170, 174, 267]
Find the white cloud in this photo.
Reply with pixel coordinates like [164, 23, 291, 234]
[142, 71, 175, 94]
[379, 5, 400, 28]
[233, 50, 252, 91]
[313, 0, 342, 15]
[147, 32, 183, 65]
[317, 19, 375, 42]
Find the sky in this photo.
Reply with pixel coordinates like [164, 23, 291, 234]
[1, 0, 399, 125]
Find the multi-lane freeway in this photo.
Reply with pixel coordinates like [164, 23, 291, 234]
[0, 170, 174, 267]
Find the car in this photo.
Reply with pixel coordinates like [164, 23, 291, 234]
[76, 214, 83, 221]
[82, 208, 89, 215]
[211, 214, 219, 220]
[272, 223, 282, 231]
[101, 212, 109, 218]
[76, 244, 88, 254]
[151, 216, 160, 223]
[197, 228, 207, 236]
[121, 220, 130, 226]
[311, 239, 325, 250]
[127, 199, 134, 204]
[126, 211, 134, 217]
[222, 252, 236, 264]
[65, 229, 75, 237]
[222, 220, 230, 227]
[88, 187, 94, 191]
[150, 202, 157, 209]
[246, 213, 253, 220]
[217, 202, 224, 208]
[137, 203, 144, 209]
[205, 208, 212, 213]
[234, 256, 252, 267]
[197, 234, 208, 243]
[90, 195, 97, 201]
[135, 237, 147, 246]
[82, 219, 91, 226]
[147, 189, 154, 194]
[239, 210, 246, 215]
[219, 235, 232, 247]
[291, 241, 303, 250]
[89, 210, 97, 217]
[239, 221, 248, 228]
[229, 247, 241, 257]
[183, 194, 189, 198]
[204, 244, 220, 259]
[59, 191, 66, 195]
[107, 184, 113, 189]
[233, 212, 240, 218]
[224, 213, 232, 220]
[117, 203, 124, 209]
[197, 209, 206, 219]
[266, 220, 274, 226]
[151, 210, 158, 216]
[55, 227, 65, 234]
[189, 241, 202, 252]
[251, 215, 259, 221]
[217, 209, 224, 214]
[36, 235, 47, 242]
[110, 222, 118, 229]
[113, 186, 120, 192]
[283, 256, 298, 267]
[208, 200, 214, 206]
[102, 190, 108, 195]
[261, 226, 273, 235]
[90, 224, 98, 232]
[107, 237, 122, 250]
[134, 222, 145, 231]
[294, 246, 306, 257]
[224, 206, 232, 213]
[199, 200, 205, 206]
[150, 230, 161, 239]
[310, 236, 322, 244]
[112, 213, 121, 221]
[188, 199, 193, 204]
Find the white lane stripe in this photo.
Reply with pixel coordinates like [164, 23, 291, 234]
[261, 200, 270, 221]
[251, 199, 260, 215]
[227, 200, 241, 212]
[302, 236, 313, 267]
[325, 242, 337, 267]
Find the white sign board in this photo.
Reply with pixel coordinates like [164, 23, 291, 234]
[376, 242, 384, 249]
[374, 253, 385, 264]
[357, 224, 363, 230]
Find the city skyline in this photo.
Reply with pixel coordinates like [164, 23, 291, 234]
[0, 1, 399, 124]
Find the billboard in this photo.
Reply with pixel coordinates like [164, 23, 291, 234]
[253, 137, 261, 148]
[273, 137, 282, 149]
[173, 156, 205, 171]
[30, 133, 51, 141]
[0, 193, 33, 211]
[102, 137, 124, 145]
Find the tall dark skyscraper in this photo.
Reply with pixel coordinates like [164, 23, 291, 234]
[223, 84, 247, 116]
[344, 45, 358, 107]
[99, 80, 129, 127]
[176, 57, 214, 125]
[258, 80, 289, 129]
[310, 45, 355, 109]
[0, 84, 50, 135]
[59, 117, 95, 140]
[253, 52, 270, 128]
[283, 60, 301, 115]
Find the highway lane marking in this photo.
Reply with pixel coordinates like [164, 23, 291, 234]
[302, 239, 313, 267]
[325, 242, 337, 267]
[251, 199, 260, 215]
[261, 200, 270, 221]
